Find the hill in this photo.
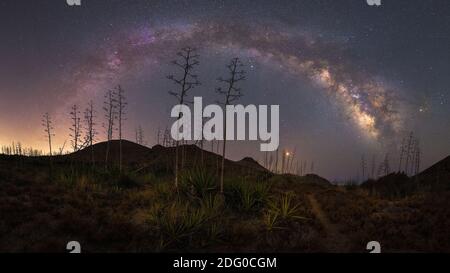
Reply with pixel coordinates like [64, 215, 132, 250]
[361, 155, 450, 198]
[58, 140, 268, 176]
[414, 155, 450, 191]
[0, 143, 449, 253]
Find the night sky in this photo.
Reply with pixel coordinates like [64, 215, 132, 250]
[1, 0, 449, 180]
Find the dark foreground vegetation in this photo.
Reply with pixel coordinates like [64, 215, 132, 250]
[0, 141, 449, 253]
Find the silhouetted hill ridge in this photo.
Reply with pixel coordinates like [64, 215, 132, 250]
[361, 155, 450, 197]
[60, 140, 268, 174]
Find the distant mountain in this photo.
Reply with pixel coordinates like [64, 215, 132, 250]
[237, 157, 267, 172]
[64, 140, 152, 165]
[56, 140, 335, 186]
[362, 155, 450, 197]
[414, 155, 450, 191]
[361, 173, 411, 198]
[58, 140, 268, 175]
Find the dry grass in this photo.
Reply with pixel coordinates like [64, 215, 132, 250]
[0, 156, 449, 253]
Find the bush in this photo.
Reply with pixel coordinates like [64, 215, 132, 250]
[147, 195, 222, 249]
[225, 179, 270, 212]
[264, 210, 283, 232]
[180, 168, 217, 198]
[267, 192, 308, 223]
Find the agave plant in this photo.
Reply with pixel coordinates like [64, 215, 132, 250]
[268, 192, 309, 222]
[180, 168, 216, 198]
[199, 193, 223, 216]
[264, 210, 284, 232]
[205, 222, 224, 243]
[225, 179, 271, 212]
[148, 201, 210, 248]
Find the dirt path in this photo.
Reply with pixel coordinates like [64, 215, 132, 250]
[307, 194, 350, 252]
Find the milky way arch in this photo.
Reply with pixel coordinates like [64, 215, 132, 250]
[70, 21, 403, 141]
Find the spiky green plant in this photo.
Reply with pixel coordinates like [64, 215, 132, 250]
[154, 181, 177, 202]
[148, 202, 209, 247]
[199, 193, 223, 215]
[264, 210, 284, 231]
[225, 179, 271, 212]
[180, 168, 216, 198]
[268, 192, 309, 222]
[147, 195, 224, 249]
[206, 222, 224, 243]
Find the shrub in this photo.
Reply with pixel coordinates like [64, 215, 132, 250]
[264, 210, 284, 232]
[180, 168, 216, 198]
[225, 179, 271, 212]
[267, 192, 308, 223]
[147, 195, 223, 249]
[148, 202, 206, 247]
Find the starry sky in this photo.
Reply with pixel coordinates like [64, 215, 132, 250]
[0, 0, 449, 180]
